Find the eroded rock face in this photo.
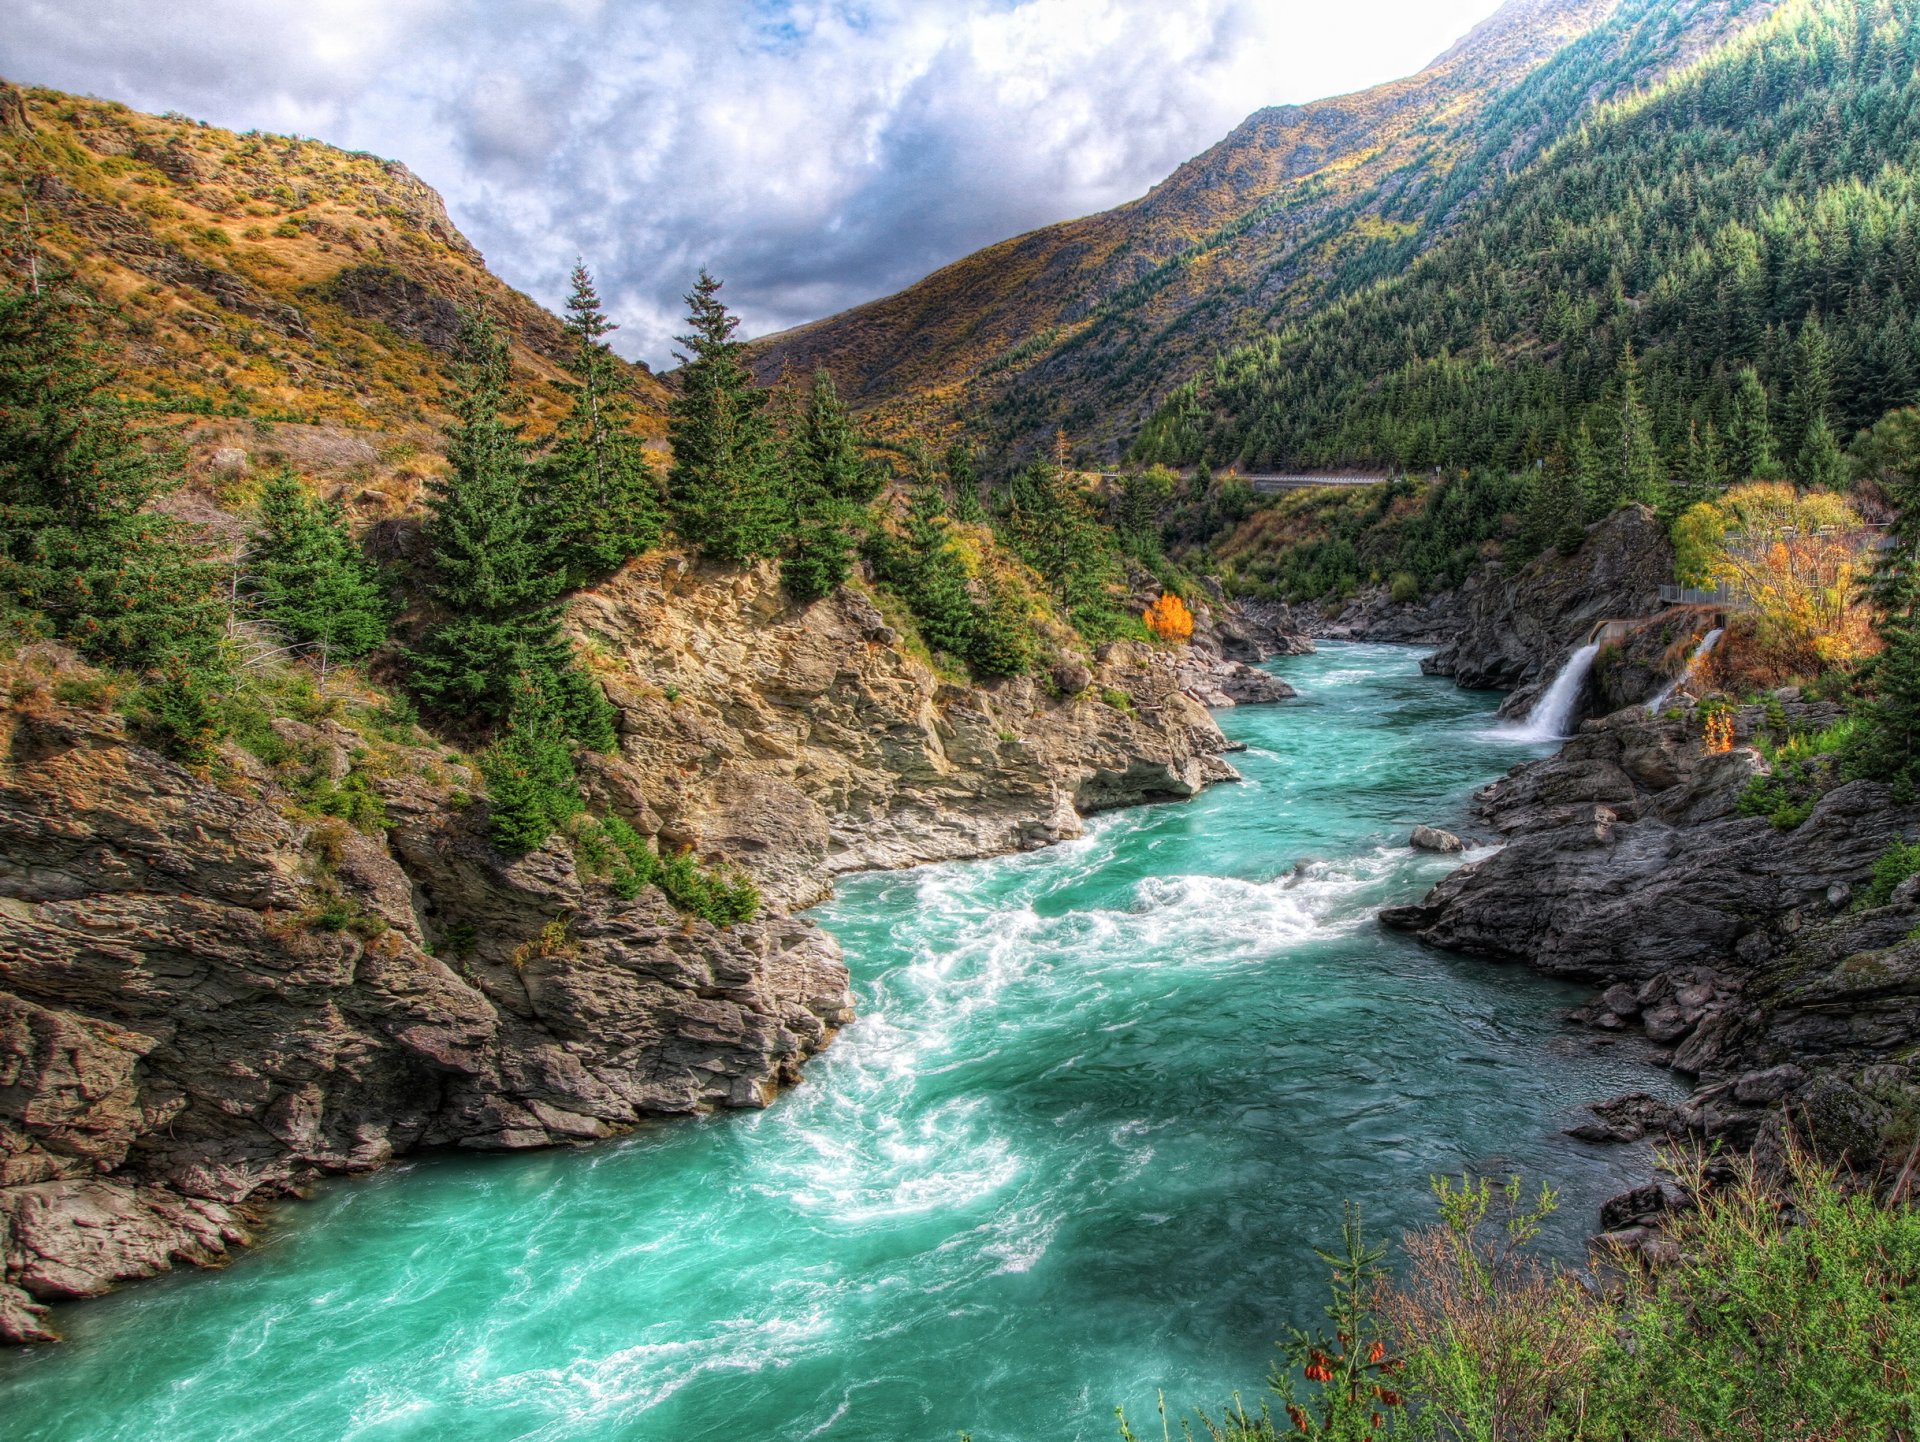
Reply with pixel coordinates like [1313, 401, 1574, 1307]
[0, 695, 850, 1342]
[1422, 505, 1673, 718]
[571, 558, 1246, 909]
[1383, 699, 1920, 1177]
[2, 559, 1256, 1341]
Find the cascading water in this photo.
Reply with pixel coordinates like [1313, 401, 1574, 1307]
[1, 645, 1678, 1442]
[1646, 627, 1724, 713]
[1499, 642, 1600, 743]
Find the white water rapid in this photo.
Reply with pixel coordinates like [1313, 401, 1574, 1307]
[1646, 627, 1724, 713]
[1500, 642, 1600, 742]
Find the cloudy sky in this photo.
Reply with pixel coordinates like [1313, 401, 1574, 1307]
[5, 0, 1506, 366]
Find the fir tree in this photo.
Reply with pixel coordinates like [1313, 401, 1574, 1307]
[248, 470, 389, 668]
[1612, 344, 1665, 508]
[410, 311, 614, 748]
[1568, 421, 1607, 519]
[0, 281, 225, 674]
[1849, 426, 1920, 790]
[946, 441, 985, 524]
[480, 674, 584, 853]
[1795, 413, 1847, 491]
[1004, 452, 1110, 612]
[781, 369, 878, 602]
[667, 272, 785, 565]
[537, 263, 663, 588]
[1683, 418, 1726, 497]
[1726, 366, 1779, 480]
[966, 573, 1037, 678]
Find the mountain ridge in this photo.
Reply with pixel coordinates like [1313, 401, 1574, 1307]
[747, 0, 1781, 461]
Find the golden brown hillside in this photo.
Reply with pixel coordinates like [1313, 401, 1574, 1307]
[0, 80, 671, 517]
[747, 0, 1779, 462]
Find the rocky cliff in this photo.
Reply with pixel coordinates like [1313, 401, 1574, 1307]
[1421, 505, 1673, 716]
[0, 557, 1260, 1343]
[1383, 700, 1920, 1192]
[569, 558, 1247, 910]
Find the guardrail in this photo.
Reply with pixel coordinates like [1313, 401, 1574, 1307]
[1658, 583, 1737, 606]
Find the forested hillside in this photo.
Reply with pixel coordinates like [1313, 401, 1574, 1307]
[1140, 0, 1920, 487]
[748, 0, 1779, 460]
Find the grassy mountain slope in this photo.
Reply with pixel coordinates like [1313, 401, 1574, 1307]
[0, 80, 670, 513]
[1141, 0, 1920, 475]
[747, 0, 1779, 460]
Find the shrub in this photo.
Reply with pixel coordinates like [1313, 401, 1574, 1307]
[574, 815, 760, 926]
[1139, 1144, 1920, 1442]
[1388, 571, 1420, 605]
[1857, 838, 1920, 909]
[1143, 592, 1195, 643]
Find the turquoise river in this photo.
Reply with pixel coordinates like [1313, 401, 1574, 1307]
[3, 643, 1676, 1442]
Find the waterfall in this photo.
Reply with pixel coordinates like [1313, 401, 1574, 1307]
[1502, 642, 1600, 742]
[1646, 627, 1724, 713]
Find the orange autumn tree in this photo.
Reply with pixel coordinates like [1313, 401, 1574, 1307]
[1672, 482, 1878, 671]
[1143, 591, 1194, 643]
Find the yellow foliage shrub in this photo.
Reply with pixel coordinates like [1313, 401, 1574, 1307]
[1143, 592, 1194, 643]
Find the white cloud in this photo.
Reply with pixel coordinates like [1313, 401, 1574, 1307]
[3, 0, 1507, 365]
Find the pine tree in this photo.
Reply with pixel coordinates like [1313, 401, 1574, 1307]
[1796, 413, 1848, 491]
[479, 674, 584, 853]
[1786, 313, 1837, 461]
[537, 263, 663, 588]
[1004, 453, 1110, 612]
[1612, 344, 1665, 508]
[0, 281, 225, 674]
[410, 311, 614, 748]
[1849, 423, 1920, 790]
[1726, 366, 1779, 480]
[946, 441, 985, 524]
[667, 272, 785, 565]
[1519, 459, 1585, 557]
[781, 369, 878, 602]
[249, 470, 388, 668]
[966, 573, 1037, 678]
[1568, 420, 1607, 520]
[1683, 418, 1726, 497]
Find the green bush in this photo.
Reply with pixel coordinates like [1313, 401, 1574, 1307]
[1139, 1145, 1920, 1442]
[1857, 838, 1920, 910]
[574, 815, 760, 926]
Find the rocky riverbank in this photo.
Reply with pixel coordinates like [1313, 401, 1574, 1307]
[0, 560, 1303, 1344]
[1383, 698, 1920, 1224]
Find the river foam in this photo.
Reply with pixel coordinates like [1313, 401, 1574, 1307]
[3, 644, 1679, 1442]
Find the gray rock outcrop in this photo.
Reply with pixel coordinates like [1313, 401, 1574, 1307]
[1383, 700, 1920, 1179]
[1422, 505, 1673, 721]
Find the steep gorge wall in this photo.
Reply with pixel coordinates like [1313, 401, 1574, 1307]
[0, 559, 1258, 1343]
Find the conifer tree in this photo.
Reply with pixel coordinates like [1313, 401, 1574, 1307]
[1568, 420, 1607, 519]
[1726, 366, 1779, 480]
[667, 272, 785, 565]
[780, 369, 878, 602]
[249, 470, 389, 667]
[480, 675, 585, 853]
[410, 311, 614, 748]
[1612, 344, 1665, 508]
[946, 440, 985, 524]
[1004, 447, 1110, 612]
[0, 281, 225, 674]
[1683, 418, 1726, 497]
[1796, 413, 1848, 491]
[537, 263, 663, 588]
